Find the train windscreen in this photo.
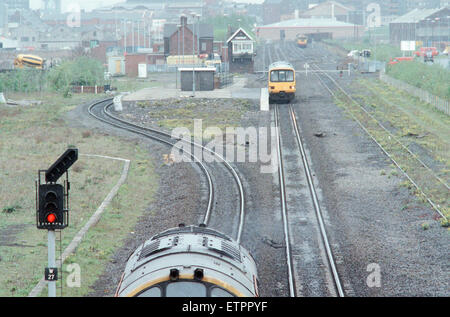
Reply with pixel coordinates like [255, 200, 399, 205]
[270, 70, 294, 82]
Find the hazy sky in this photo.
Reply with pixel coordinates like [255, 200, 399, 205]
[30, 0, 264, 12]
[30, 0, 122, 12]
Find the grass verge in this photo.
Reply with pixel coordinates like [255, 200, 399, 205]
[0, 92, 158, 296]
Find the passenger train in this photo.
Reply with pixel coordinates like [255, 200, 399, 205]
[296, 35, 308, 48]
[268, 61, 296, 103]
[115, 224, 259, 297]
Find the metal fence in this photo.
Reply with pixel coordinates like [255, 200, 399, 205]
[379, 71, 449, 116]
[217, 72, 234, 88]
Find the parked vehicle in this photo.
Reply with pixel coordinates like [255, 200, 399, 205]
[413, 47, 438, 57]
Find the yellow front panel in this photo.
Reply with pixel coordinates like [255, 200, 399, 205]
[268, 69, 296, 94]
[269, 82, 296, 94]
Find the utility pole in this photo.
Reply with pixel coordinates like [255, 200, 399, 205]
[132, 20, 135, 53]
[182, 15, 185, 65]
[137, 20, 140, 49]
[192, 13, 196, 97]
[197, 14, 200, 58]
[124, 20, 127, 53]
[177, 24, 181, 64]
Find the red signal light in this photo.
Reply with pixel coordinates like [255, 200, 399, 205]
[47, 213, 56, 223]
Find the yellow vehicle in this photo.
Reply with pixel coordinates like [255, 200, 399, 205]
[14, 54, 45, 69]
[296, 35, 308, 48]
[268, 61, 296, 103]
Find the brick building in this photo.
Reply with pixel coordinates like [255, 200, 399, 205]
[163, 15, 214, 58]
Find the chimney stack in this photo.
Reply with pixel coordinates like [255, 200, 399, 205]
[180, 14, 188, 26]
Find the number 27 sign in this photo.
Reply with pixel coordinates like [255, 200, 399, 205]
[45, 267, 58, 281]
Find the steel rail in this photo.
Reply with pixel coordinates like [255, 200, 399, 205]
[288, 43, 446, 219]
[89, 99, 246, 242]
[310, 65, 446, 219]
[274, 104, 297, 297]
[87, 99, 214, 225]
[288, 104, 345, 297]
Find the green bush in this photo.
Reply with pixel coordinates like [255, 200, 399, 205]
[47, 56, 104, 93]
[386, 61, 450, 100]
[0, 57, 104, 95]
[0, 69, 45, 93]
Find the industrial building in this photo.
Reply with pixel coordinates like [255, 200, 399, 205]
[389, 6, 450, 48]
[255, 18, 364, 41]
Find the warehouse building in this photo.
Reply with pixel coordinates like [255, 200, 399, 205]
[389, 7, 450, 48]
[255, 18, 364, 41]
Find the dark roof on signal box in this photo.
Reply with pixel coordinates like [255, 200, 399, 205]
[164, 23, 214, 39]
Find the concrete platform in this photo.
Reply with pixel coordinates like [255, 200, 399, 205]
[122, 77, 261, 101]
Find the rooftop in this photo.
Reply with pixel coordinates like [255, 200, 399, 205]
[257, 18, 358, 28]
[390, 7, 447, 23]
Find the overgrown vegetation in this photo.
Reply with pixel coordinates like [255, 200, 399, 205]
[0, 57, 105, 97]
[325, 37, 450, 100]
[333, 79, 449, 219]
[386, 61, 450, 100]
[47, 56, 105, 94]
[0, 69, 46, 93]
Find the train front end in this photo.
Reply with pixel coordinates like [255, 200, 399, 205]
[116, 225, 259, 297]
[268, 61, 296, 103]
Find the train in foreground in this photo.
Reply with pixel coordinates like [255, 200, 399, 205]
[268, 61, 296, 103]
[116, 224, 259, 297]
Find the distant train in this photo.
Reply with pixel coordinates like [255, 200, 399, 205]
[268, 61, 296, 103]
[115, 225, 259, 297]
[13, 54, 45, 69]
[296, 35, 308, 48]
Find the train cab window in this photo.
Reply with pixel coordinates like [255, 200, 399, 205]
[138, 286, 162, 297]
[270, 71, 279, 82]
[270, 70, 294, 82]
[210, 287, 234, 297]
[166, 282, 207, 297]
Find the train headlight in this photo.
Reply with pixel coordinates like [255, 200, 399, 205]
[194, 268, 204, 280]
[170, 269, 179, 281]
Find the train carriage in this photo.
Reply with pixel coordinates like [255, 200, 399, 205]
[116, 225, 259, 297]
[296, 35, 308, 48]
[268, 61, 296, 103]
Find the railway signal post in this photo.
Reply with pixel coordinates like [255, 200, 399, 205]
[36, 148, 78, 297]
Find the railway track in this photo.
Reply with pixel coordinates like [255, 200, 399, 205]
[273, 104, 296, 297]
[286, 42, 447, 219]
[274, 103, 345, 297]
[87, 98, 247, 242]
